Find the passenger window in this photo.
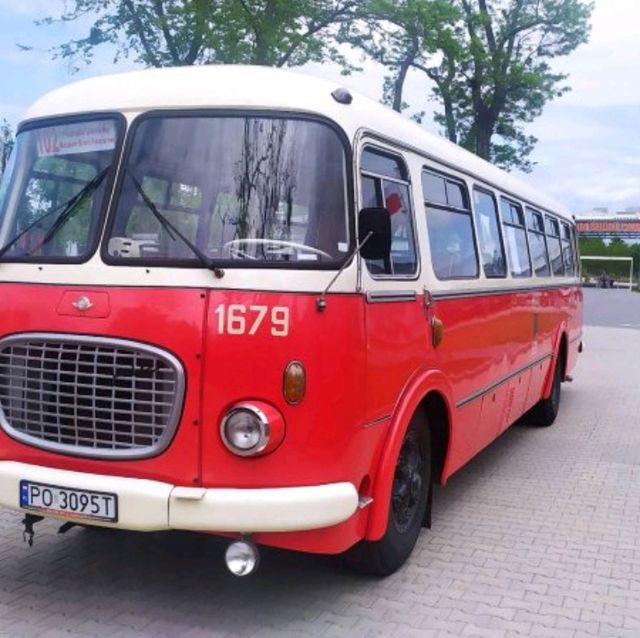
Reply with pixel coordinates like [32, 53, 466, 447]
[546, 216, 564, 276]
[500, 198, 531, 278]
[424, 169, 478, 280]
[446, 181, 467, 209]
[361, 176, 379, 209]
[361, 149, 406, 181]
[360, 147, 417, 276]
[422, 172, 447, 205]
[473, 188, 506, 278]
[561, 222, 575, 276]
[526, 208, 550, 277]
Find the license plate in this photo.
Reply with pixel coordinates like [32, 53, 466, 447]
[19, 480, 118, 522]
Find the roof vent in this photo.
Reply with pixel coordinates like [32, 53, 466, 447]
[331, 88, 353, 105]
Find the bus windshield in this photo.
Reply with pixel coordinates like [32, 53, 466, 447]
[105, 115, 350, 267]
[0, 118, 120, 262]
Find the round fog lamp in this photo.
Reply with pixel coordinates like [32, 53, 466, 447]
[225, 539, 259, 576]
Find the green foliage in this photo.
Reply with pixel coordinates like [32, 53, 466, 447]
[338, 1, 460, 112]
[32, 0, 359, 71]
[347, 0, 593, 172]
[29, 0, 593, 174]
[428, 0, 594, 172]
[0, 119, 14, 178]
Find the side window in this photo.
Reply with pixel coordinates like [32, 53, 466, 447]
[473, 187, 506, 278]
[500, 198, 531, 278]
[423, 169, 478, 280]
[561, 222, 575, 276]
[526, 208, 550, 277]
[360, 147, 417, 276]
[546, 216, 565, 276]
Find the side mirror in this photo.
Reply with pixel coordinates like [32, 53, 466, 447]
[358, 207, 391, 261]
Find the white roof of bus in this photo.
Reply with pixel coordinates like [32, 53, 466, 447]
[24, 65, 571, 219]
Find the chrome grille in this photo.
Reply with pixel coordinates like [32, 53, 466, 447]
[0, 333, 185, 459]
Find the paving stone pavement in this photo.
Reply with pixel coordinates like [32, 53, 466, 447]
[1, 322, 640, 637]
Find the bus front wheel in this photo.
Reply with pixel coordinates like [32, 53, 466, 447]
[345, 416, 431, 576]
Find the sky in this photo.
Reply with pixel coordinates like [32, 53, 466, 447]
[0, 0, 638, 216]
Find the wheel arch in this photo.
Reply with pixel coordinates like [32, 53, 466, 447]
[365, 368, 454, 541]
[542, 325, 569, 398]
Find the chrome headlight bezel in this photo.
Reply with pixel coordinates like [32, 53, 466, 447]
[220, 404, 271, 457]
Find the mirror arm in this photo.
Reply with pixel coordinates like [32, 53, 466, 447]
[316, 232, 373, 312]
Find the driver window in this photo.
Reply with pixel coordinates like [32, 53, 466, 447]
[360, 147, 417, 276]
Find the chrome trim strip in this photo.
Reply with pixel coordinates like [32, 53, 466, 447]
[456, 352, 552, 409]
[361, 170, 410, 186]
[363, 414, 391, 428]
[432, 282, 580, 301]
[365, 291, 417, 304]
[0, 332, 185, 460]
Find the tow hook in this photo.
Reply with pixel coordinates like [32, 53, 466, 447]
[21, 514, 44, 547]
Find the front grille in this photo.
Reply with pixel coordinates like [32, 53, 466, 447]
[0, 333, 185, 459]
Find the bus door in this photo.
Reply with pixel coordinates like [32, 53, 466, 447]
[358, 145, 428, 427]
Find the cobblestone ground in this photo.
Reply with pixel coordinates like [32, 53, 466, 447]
[1, 322, 640, 637]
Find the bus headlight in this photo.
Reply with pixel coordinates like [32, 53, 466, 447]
[220, 402, 285, 457]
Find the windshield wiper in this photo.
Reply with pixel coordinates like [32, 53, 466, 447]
[129, 172, 225, 279]
[0, 165, 111, 261]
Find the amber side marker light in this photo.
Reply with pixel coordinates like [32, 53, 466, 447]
[284, 361, 306, 405]
[432, 317, 444, 348]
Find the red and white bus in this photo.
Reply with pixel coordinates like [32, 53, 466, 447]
[0, 66, 582, 576]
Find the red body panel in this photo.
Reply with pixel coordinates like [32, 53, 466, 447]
[0, 281, 582, 554]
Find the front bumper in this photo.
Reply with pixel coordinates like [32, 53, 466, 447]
[0, 461, 359, 533]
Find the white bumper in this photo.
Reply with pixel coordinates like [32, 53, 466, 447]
[0, 461, 359, 533]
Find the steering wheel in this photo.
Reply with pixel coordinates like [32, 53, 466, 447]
[223, 238, 333, 261]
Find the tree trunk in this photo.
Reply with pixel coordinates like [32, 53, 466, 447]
[442, 93, 457, 143]
[392, 47, 417, 112]
[475, 125, 493, 161]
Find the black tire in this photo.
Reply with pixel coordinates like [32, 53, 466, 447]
[525, 353, 563, 427]
[345, 416, 431, 576]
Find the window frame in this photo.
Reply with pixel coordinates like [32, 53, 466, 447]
[545, 214, 565, 277]
[499, 196, 532, 279]
[525, 207, 551, 278]
[560, 220, 576, 277]
[360, 143, 420, 280]
[423, 166, 480, 281]
[102, 109, 355, 271]
[472, 185, 507, 279]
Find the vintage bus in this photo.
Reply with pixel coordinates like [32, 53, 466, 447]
[0, 66, 582, 576]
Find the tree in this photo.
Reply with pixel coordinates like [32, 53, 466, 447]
[33, 0, 358, 71]
[351, 0, 592, 172]
[428, 0, 593, 171]
[339, 0, 460, 113]
[0, 120, 14, 178]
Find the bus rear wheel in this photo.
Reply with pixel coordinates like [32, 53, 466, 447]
[345, 417, 431, 576]
[526, 353, 563, 427]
